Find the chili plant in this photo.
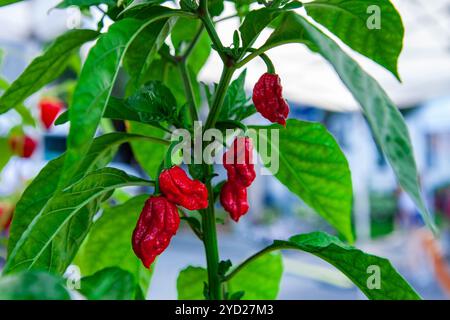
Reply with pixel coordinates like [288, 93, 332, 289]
[0, 0, 434, 300]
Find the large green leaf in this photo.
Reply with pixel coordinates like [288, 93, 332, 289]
[7, 132, 165, 258]
[0, 29, 98, 114]
[75, 195, 152, 294]
[304, 0, 404, 79]
[60, 7, 178, 188]
[56, 0, 116, 9]
[253, 119, 353, 242]
[79, 267, 137, 300]
[177, 266, 206, 300]
[177, 254, 283, 300]
[4, 168, 152, 274]
[124, 18, 176, 92]
[259, 232, 420, 299]
[228, 253, 283, 300]
[0, 0, 24, 7]
[263, 13, 434, 232]
[0, 271, 70, 300]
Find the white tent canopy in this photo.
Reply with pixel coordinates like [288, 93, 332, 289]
[1, 0, 449, 111]
[199, 0, 450, 111]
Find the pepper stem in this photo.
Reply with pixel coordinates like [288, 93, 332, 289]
[246, 48, 275, 74]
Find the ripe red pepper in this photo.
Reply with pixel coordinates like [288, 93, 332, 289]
[223, 137, 256, 188]
[252, 73, 289, 126]
[220, 181, 249, 222]
[132, 196, 180, 268]
[0, 205, 12, 231]
[8, 135, 37, 158]
[159, 166, 208, 210]
[39, 97, 64, 129]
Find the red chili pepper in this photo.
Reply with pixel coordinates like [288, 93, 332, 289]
[223, 137, 256, 188]
[159, 166, 209, 210]
[220, 181, 249, 222]
[0, 205, 12, 231]
[252, 73, 289, 126]
[39, 97, 64, 130]
[132, 196, 180, 268]
[8, 135, 37, 158]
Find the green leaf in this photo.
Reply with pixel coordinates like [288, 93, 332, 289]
[56, 0, 116, 9]
[0, 78, 36, 126]
[0, 29, 98, 114]
[208, 0, 224, 17]
[7, 132, 164, 259]
[264, 13, 434, 232]
[253, 119, 354, 242]
[267, 232, 420, 299]
[177, 266, 207, 300]
[61, 7, 176, 189]
[0, 137, 12, 173]
[127, 122, 168, 179]
[228, 253, 283, 300]
[171, 18, 201, 53]
[14, 104, 36, 126]
[0, 271, 70, 300]
[75, 195, 152, 295]
[177, 254, 283, 300]
[239, 7, 282, 53]
[0, 0, 24, 7]
[125, 81, 178, 123]
[124, 18, 176, 92]
[187, 30, 211, 75]
[79, 267, 137, 300]
[4, 167, 152, 274]
[57, 81, 178, 126]
[219, 69, 256, 121]
[304, 0, 404, 79]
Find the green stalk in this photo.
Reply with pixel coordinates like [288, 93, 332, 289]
[198, 0, 227, 63]
[204, 66, 235, 129]
[178, 62, 198, 122]
[201, 165, 222, 299]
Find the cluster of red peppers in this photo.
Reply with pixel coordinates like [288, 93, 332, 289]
[132, 166, 208, 268]
[220, 137, 256, 222]
[132, 72, 289, 267]
[6, 97, 64, 159]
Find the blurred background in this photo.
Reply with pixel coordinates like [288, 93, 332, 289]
[1, 0, 450, 299]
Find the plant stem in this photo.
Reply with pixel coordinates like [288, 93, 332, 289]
[214, 14, 238, 23]
[205, 66, 235, 129]
[182, 25, 205, 60]
[245, 48, 275, 73]
[198, 1, 227, 63]
[201, 165, 222, 300]
[223, 244, 287, 282]
[178, 62, 199, 122]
